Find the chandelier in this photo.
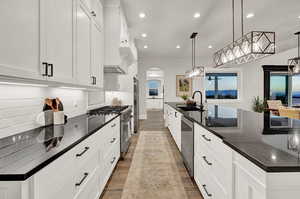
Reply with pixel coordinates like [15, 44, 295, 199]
[185, 32, 205, 78]
[213, 0, 275, 67]
[288, 32, 300, 75]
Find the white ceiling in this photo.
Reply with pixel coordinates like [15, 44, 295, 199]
[122, 0, 300, 65]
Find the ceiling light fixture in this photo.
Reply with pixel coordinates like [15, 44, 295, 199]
[176, 45, 181, 49]
[185, 32, 205, 78]
[213, 0, 275, 67]
[144, 45, 148, 49]
[246, 13, 255, 18]
[298, 16, 300, 19]
[141, 33, 147, 38]
[208, 45, 213, 49]
[288, 31, 300, 75]
[139, 12, 146, 18]
[193, 12, 201, 18]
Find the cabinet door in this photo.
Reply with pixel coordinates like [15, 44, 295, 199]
[0, 0, 42, 80]
[40, 0, 74, 83]
[76, 2, 92, 86]
[91, 23, 103, 88]
[90, 0, 103, 29]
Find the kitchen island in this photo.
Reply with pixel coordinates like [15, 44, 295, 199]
[165, 102, 300, 199]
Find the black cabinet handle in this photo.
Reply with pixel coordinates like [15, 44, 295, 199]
[76, 147, 89, 157]
[175, 112, 177, 118]
[202, 184, 212, 197]
[48, 63, 53, 77]
[111, 123, 116, 128]
[42, 62, 48, 76]
[202, 135, 211, 142]
[91, 11, 96, 17]
[94, 77, 97, 85]
[202, 156, 212, 166]
[75, 173, 88, 187]
[110, 138, 116, 143]
[110, 157, 116, 164]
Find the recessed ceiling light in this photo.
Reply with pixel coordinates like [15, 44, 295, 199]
[141, 33, 147, 38]
[193, 12, 201, 18]
[298, 15, 300, 19]
[176, 45, 181, 49]
[208, 45, 213, 49]
[246, 13, 255, 19]
[139, 12, 146, 18]
[144, 45, 148, 49]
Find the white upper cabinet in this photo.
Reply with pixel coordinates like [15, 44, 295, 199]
[76, 1, 92, 86]
[91, 24, 104, 88]
[0, 0, 42, 79]
[0, 0, 104, 87]
[40, 0, 74, 83]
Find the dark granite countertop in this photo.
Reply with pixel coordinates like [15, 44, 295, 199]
[0, 113, 119, 181]
[166, 102, 300, 172]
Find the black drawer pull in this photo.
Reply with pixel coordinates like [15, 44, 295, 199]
[111, 123, 116, 128]
[76, 147, 89, 157]
[110, 138, 116, 143]
[42, 62, 48, 76]
[75, 173, 88, 187]
[110, 157, 116, 164]
[202, 156, 212, 166]
[202, 184, 212, 197]
[47, 63, 53, 77]
[202, 135, 211, 142]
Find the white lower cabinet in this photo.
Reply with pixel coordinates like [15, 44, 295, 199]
[165, 105, 182, 151]
[11, 116, 121, 199]
[194, 123, 233, 199]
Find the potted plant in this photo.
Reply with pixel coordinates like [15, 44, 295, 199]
[180, 94, 188, 101]
[252, 96, 267, 113]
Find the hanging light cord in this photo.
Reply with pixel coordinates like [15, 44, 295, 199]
[241, 0, 244, 36]
[298, 32, 300, 58]
[232, 0, 235, 43]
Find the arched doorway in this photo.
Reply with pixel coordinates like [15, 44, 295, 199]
[146, 67, 164, 111]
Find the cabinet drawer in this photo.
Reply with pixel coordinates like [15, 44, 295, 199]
[195, 154, 228, 199]
[102, 141, 120, 186]
[194, 123, 231, 166]
[101, 119, 120, 158]
[74, 134, 99, 169]
[74, 166, 100, 199]
[74, 151, 98, 196]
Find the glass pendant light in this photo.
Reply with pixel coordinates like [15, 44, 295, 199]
[185, 32, 205, 78]
[213, 0, 275, 67]
[288, 32, 300, 75]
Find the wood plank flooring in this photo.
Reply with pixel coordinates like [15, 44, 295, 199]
[100, 110, 203, 199]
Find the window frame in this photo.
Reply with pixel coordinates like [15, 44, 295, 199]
[204, 71, 241, 103]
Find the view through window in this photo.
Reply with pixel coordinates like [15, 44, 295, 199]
[205, 73, 238, 99]
[292, 75, 300, 106]
[148, 80, 160, 96]
[270, 74, 288, 105]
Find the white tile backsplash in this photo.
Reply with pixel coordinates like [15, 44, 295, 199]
[0, 85, 87, 138]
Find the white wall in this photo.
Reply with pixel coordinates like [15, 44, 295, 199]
[138, 47, 298, 118]
[0, 85, 88, 139]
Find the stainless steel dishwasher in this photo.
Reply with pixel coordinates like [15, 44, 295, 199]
[181, 116, 194, 177]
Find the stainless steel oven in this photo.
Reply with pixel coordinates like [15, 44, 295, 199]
[120, 106, 133, 159]
[181, 116, 194, 177]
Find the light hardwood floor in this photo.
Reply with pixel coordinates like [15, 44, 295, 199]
[100, 110, 203, 199]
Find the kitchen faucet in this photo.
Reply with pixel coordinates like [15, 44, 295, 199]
[192, 90, 204, 111]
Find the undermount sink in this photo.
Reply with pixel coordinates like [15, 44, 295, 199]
[177, 105, 204, 112]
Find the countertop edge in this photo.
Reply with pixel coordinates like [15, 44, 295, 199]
[0, 114, 120, 181]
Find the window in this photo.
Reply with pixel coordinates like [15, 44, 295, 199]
[148, 80, 161, 96]
[269, 73, 288, 105]
[292, 75, 300, 106]
[205, 73, 238, 99]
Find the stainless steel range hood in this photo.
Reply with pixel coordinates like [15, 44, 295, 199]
[104, 65, 126, 74]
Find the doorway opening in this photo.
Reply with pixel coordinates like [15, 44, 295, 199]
[146, 67, 164, 111]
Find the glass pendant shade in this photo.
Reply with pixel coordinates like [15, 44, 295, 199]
[214, 31, 275, 67]
[289, 58, 300, 75]
[185, 66, 205, 78]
